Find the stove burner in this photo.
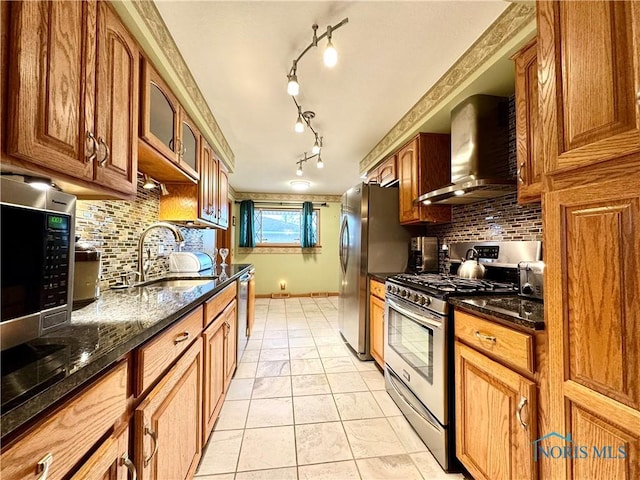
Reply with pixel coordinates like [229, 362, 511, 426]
[390, 273, 516, 294]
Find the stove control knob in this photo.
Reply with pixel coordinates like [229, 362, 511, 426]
[522, 283, 534, 295]
[386, 284, 393, 292]
[418, 296, 426, 306]
[424, 296, 431, 306]
[401, 289, 408, 298]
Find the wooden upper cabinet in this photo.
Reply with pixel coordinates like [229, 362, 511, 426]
[94, 1, 139, 195]
[545, 175, 640, 480]
[218, 164, 229, 229]
[513, 38, 543, 204]
[139, 58, 199, 184]
[398, 133, 452, 225]
[177, 110, 200, 181]
[6, 1, 95, 182]
[365, 154, 398, 187]
[140, 60, 179, 162]
[537, 1, 640, 179]
[5, 0, 137, 197]
[378, 154, 398, 187]
[455, 341, 537, 480]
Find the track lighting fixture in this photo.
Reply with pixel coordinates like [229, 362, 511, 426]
[312, 135, 322, 155]
[323, 26, 338, 68]
[286, 18, 348, 175]
[294, 152, 324, 176]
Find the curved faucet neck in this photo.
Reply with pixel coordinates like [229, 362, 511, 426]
[137, 222, 185, 281]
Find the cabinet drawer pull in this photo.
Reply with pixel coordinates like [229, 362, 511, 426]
[98, 137, 110, 167]
[144, 426, 159, 466]
[36, 452, 53, 480]
[121, 453, 138, 480]
[86, 131, 98, 164]
[174, 331, 191, 344]
[517, 161, 525, 184]
[474, 331, 496, 343]
[516, 396, 528, 430]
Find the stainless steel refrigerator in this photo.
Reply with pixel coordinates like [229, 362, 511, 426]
[338, 183, 410, 359]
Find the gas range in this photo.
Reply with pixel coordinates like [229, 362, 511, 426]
[386, 273, 518, 315]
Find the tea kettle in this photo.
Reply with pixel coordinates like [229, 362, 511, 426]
[457, 248, 485, 279]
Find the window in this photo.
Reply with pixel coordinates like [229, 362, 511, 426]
[254, 208, 319, 246]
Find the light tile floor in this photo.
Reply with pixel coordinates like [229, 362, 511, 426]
[195, 297, 464, 480]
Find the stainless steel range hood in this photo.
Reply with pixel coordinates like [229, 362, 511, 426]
[416, 95, 515, 205]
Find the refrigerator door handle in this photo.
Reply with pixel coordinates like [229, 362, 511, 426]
[339, 216, 349, 274]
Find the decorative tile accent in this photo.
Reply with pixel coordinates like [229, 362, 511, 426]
[360, 3, 536, 173]
[75, 178, 205, 289]
[234, 192, 342, 203]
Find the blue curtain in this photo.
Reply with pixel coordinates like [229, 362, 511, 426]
[238, 200, 256, 247]
[301, 201, 316, 248]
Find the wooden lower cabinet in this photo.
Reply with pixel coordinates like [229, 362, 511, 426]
[455, 341, 537, 480]
[203, 309, 228, 440]
[368, 280, 385, 367]
[0, 361, 129, 480]
[135, 339, 203, 480]
[223, 300, 237, 389]
[544, 175, 640, 480]
[70, 426, 134, 480]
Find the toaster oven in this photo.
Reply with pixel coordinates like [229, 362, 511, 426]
[518, 261, 544, 300]
[1, 178, 76, 350]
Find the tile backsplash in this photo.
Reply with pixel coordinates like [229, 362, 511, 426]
[425, 192, 543, 272]
[75, 179, 211, 288]
[424, 96, 543, 272]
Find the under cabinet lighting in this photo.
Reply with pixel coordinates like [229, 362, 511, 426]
[142, 174, 156, 190]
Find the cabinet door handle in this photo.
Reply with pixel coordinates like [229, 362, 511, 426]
[169, 138, 175, 152]
[516, 396, 528, 430]
[144, 426, 159, 466]
[120, 453, 138, 480]
[224, 321, 230, 337]
[174, 331, 191, 344]
[517, 161, 525, 184]
[86, 131, 98, 164]
[474, 331, 496, 343]
[36, 452, 53, 480]
[98, 137, 110, 167]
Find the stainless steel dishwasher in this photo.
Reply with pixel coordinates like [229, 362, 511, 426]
[236, 272, 251, 356]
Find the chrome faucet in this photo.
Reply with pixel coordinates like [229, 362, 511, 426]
[137, 222, 185, 281]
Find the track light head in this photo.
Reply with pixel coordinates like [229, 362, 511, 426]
[316, 156, 324, 169]
[296, 163, 303, 176]
[287, 73, 299, 96]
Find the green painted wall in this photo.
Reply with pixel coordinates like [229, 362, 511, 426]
[233, 202, 341, 296]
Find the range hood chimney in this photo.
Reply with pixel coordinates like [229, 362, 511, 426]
[416, 95, 515, 205]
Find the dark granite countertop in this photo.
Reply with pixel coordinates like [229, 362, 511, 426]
[369, 272, 403, 282]
[450, 295, 544, 330]
[1, 264, 252, 440]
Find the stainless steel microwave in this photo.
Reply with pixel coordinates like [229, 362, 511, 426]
[1, 177, 76, 350]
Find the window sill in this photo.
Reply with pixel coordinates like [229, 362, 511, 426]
[237, 246, 322, 254]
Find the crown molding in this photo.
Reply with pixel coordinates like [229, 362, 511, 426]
[111, 1, 235, 172]
[359, 2, 536, 174]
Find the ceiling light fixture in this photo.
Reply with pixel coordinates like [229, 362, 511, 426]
[290, 180, 311, 191]
[286, 18, 348, 175]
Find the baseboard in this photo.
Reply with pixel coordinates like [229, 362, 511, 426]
[256, 292, 339, 299]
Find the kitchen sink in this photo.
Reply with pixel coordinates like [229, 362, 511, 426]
[112, 277, 215, 291]
[144, 279, 214, 288]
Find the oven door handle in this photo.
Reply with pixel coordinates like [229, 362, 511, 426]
[387, 299, 443, 329]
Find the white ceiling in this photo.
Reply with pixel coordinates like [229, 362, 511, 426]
[155, 1, 509, 195]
